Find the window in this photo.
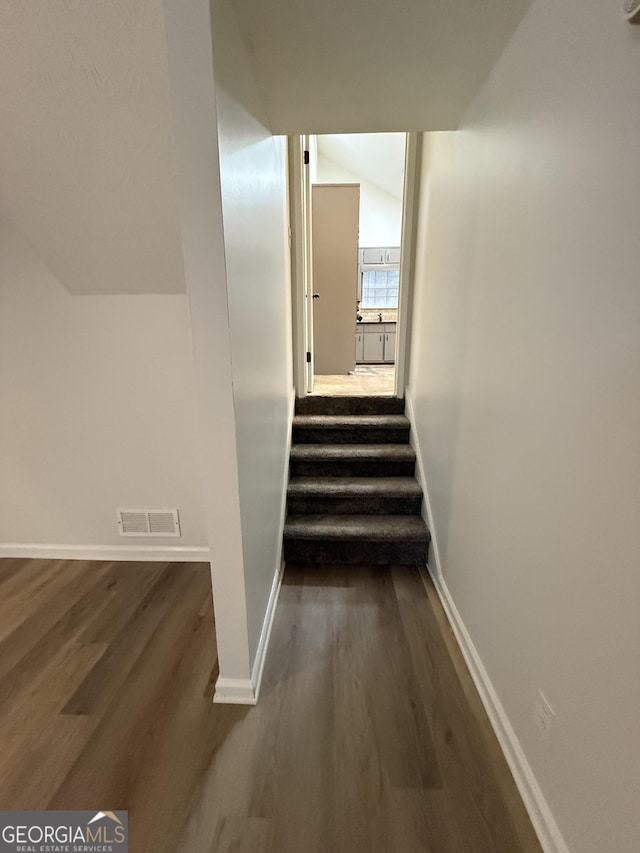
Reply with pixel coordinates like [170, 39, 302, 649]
[360, 268, 400, 309]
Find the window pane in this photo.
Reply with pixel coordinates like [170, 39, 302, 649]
[361, 267, 399, 308]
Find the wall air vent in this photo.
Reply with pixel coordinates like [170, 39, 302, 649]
[117, 509, 181, 537]
[624, 0, 640, 22]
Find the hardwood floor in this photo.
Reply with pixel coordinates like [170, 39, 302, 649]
[0, 558, 541, 853]
[0, 558, 220, 852]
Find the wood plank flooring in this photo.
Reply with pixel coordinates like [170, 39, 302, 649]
[0, 558, 542, 853]
[0, 558, 220, 853]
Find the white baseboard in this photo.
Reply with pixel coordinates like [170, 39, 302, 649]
[0, 543, 210, 562]
[213, 388, 293, 706]
[213, 677, 257, 705]
[250, 556, 284, 702]
[404, 388, 447, 597]
[404, 388, 569, 853]
[213, 539, 284, 707]
[248, 387, 294, 699]
[427, 568, 569, 853]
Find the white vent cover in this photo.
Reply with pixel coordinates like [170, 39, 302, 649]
[117, 509, 181, 537]
[624, 0, 640, 21]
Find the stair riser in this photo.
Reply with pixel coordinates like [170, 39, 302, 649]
[292, 426, 410, 445]
[290, 459, 415, 478]
[295, 397, 405, 416]
[284, 538, 429, 566]
[287, 495, 423, 516]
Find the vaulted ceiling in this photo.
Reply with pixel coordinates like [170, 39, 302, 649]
[317, 134, 406, 200]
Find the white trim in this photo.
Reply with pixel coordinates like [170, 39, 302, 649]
[404, 390, 431, 529]
[213, 529, 284, 707]
[289, 135, 314, 397]
[426, 568, 569, 853]
[250, 554, 284, 701]
[0, 543, 210, 562]
[405, 388, 569, 853]
[213, 677, 257, 705]
[213, 387, 292, 705]
[395, 132, 422, 398]
[248, 386, 292, 700]
[211, 554, 286, 706]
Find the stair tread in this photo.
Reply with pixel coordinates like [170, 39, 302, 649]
[293, 415, 409, 428]
[288, 477, 422, 497]
[284, 514, 430, 541]
[295, 396, 405, 415]
[290, 443, 415, 460]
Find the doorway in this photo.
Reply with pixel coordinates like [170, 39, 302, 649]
[289, 132, 420, 398]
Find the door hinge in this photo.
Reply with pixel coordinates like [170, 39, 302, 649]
[303, 150, 310, 165]
[306, 351, 312, 363]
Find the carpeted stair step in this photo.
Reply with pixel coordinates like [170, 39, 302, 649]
[287, 476, 423, 516]
[295, 396, 405, 416]
[290, 444, 416, 478]
[292, 414, 410, 445]
[283, 514, 430, 566]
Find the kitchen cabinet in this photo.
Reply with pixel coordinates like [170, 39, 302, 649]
[383, 331, 396, 363]
[356, 323, 397, 364]
[361, 246, 400, 265]
[363, 329, 384, 362]
[362, 247, 386, 264]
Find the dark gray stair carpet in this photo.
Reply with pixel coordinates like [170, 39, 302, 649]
[285, 395, 430, 568]
[295, 396, 405, 416]
[287, 476, 423, 516]
[283, 515, 430, 566]
[290, 443, 416, 478]
[292, 414, 410, 445]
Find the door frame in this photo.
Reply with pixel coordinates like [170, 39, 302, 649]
[394, 131, 421, 397]
[289, 132, 421, 399]
[288, 134, 313, 397]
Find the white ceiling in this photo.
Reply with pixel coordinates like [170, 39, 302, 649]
[317, 134, 406, 199]
[0, 0, 532, 295]
[0, 0, 185, 294]
[230, 0, 532, 134]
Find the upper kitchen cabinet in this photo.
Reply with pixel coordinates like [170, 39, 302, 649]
[360, 246, 400, 265]
[362, 247, 385, 264]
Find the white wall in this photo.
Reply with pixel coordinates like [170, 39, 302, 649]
[0, 217, 207, 553]
[407, 2, 640, 852]
[0, 0, 186, 296]
[212, 0, 293, 664]
[316, 155, 402, 247]
[162, 0, 252, 693]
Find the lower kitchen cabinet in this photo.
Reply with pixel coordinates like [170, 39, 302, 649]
[384, 331, 396, 363]
[363, 330, 385, 362]
[356, 324, 397, 364]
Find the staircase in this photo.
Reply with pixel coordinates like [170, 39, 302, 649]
[283, 396, 431, 566]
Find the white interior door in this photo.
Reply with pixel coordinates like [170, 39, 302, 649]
[311, 183, 360, 376]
